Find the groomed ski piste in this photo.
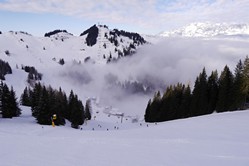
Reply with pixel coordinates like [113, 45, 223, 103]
[0, 103, 249, 166]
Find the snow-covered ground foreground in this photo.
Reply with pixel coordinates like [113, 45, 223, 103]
[0, 106, 249, 166]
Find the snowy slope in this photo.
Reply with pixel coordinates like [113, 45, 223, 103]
[0, 25, 146, 66]
[0, 106, 249, 166]
[160, 22, 249, 37]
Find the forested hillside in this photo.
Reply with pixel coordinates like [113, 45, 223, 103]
[145, 57, 249, 122]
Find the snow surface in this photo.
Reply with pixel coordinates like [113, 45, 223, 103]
[0, 106, 249, 166]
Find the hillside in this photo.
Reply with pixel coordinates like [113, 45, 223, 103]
[0, 25, 146, 65]
[0, 26, 150, 115]
[0, 106, 248, 166]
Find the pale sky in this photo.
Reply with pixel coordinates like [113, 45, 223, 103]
[0, 0, 249, 36]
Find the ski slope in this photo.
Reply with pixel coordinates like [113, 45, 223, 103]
[0, 106, 249, 166]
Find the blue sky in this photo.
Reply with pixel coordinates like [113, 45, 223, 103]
[0, 0, 249, 36]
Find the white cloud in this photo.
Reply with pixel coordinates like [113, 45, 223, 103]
[0, 0, 249, 34]
[55, 37, 249, 116]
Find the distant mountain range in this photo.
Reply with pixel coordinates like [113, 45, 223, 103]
[160, 22, 249, 37]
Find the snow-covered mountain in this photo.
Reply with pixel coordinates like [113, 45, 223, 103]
[0, 25, 146, 65]
[0, 25, 151, 117]
[160, 22, 249, 37]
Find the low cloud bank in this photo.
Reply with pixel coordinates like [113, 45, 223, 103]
[59, 37, 249, 117]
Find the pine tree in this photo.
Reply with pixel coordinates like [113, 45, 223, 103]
[36, 86, 51, 125]
[67, 90, 84, 128]
[242, 56, 249, 107]
[70, 93, 85, 129]
[73, 100, 85, 126]
[67, 90, 75, 120]
[51, 87, 66, 125]
[216, 65, 234, 112]
[144, 99, 152, 122]
[1, 83, 11, 118]
[20, 87, 31, 106]
[0, 82, 15, 117]
[207, 70, 219, 113]
[198, 68, 209, 115]
[0, 59, 12, 80]
[47, 87, 57, 123]
[85, 99, 92, 120]
[191, 68, 208, 116]
[57, 88, 67, 125]
[168, 83, 184, 120]
[231, 60, 245, 110]
[179, 85, 192, 118]
[31, 83, 42, 118]
[190, 76, 200, 116]
[0, 81, 3, 113]
[146, 91, 161, 122]
[9, 87, 21, 117]
[160, 86, 173, 121]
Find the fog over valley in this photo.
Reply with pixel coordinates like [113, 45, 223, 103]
[49, 36, 249, 117]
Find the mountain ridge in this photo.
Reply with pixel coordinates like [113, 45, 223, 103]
[0, 24, 147, 64]
[160, 22, 249, 37]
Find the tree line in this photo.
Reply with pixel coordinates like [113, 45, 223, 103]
[21, 65, 42, 86]
[21, 83, 91, 129]
[80, 25, 98, 46]
[111, 29, 146, 45]
[145, 57, 249, 122]
[44, 29, 69, 37]
[0, 82, 21, 118]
